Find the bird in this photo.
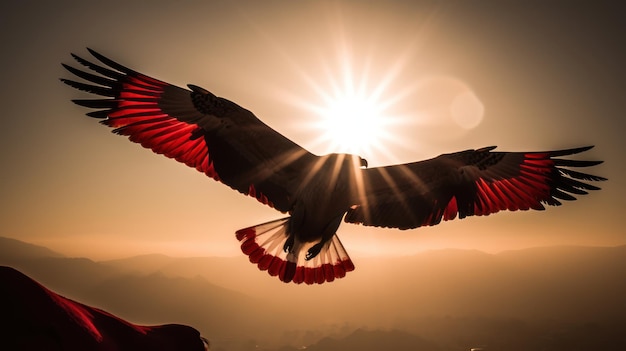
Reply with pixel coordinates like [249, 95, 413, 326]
[61, 49, 606, 285]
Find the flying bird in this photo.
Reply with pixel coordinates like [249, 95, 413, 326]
[61, 49, 606, 285]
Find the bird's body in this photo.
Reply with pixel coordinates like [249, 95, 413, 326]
[62, 49, 606, 284]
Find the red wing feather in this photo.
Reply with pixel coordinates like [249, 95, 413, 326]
[63, 52, 218, 178]
[347, 146, 606, 229]
[61, 49, 312, 211]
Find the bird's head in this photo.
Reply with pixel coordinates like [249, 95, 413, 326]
[359, 156, 368, 168]
[322, 153, 368, 170]
[350, 154, 368, 169]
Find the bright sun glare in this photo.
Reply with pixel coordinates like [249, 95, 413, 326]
[271, 10, 483, 163]
[267, 17, 411, 160]
[315, 89, 388, 156]
[288, 48, 410, 160]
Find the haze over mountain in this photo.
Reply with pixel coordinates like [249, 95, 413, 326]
[0, 237, 64, 260]
[2, 237, 625, 351]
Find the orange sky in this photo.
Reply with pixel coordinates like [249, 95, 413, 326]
[0, 1, 623, 260]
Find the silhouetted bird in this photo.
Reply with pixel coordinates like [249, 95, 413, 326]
[0, 266, 208, 351]
[61, 49, 606, 284]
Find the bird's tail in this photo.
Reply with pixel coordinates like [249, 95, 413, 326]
[235, 217, 355, 284]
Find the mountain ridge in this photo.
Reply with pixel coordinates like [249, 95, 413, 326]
[2, 236, 625, 350]
[0, 236, 64, 260]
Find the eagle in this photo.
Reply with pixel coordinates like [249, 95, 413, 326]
[61, 49, 606, 285]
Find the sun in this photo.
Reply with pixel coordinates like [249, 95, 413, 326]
[286, 51, 409, 160]
[266, 12, 420, 161]
[314, 88, 389, 156]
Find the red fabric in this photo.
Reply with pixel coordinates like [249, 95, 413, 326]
[1, 266, 206, 351]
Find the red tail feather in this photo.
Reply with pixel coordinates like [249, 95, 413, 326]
[235, 218, 355, 284]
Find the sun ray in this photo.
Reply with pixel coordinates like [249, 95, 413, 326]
[248, 3, 455, 167]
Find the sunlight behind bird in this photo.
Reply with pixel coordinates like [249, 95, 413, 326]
[283, 46, 415, 163]
[262, 11, 421, 163]
[313, 86, 391, 156]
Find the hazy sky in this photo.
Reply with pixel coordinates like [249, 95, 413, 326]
[1, 1, 623, 260]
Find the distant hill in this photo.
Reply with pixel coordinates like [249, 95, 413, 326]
[1, 237, 625, 351]
[103, 253, 176, 273]
[305, 328, 440, 351]
[101, 254, 250, 291]
[0, 236, 64, 260]
[0, 238, 274, 346]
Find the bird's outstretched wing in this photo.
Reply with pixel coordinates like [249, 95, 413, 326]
[346, 146, 606, 229]
[61, 49, 315, 212]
